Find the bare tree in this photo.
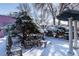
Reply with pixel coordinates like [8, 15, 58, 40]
[17, 4, 30, 12]
[47, 3, 57, 25]
[32, 3, 50, 28]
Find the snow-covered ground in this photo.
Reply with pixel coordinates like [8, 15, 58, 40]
[22, 37, 79, 56]
[0, 36, 7, 56]
[0, 36, 79, 56]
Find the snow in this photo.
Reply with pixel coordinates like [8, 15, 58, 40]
[0, 36, 79, 56]
[22, 37, 79, 56]
[0, 36, 7, 56]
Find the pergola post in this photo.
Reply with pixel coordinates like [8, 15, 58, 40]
[67, 17, 74, 55]
[73, 20, 78, 48]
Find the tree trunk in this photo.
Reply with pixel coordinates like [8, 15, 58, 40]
[58, 20, 60, 25]
[53, 17, 55, 25]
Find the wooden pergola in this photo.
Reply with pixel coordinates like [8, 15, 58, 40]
[57, 9, 79, 55]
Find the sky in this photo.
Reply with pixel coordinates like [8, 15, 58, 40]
[0, 3, 19, 15]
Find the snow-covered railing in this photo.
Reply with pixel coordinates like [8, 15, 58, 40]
[11, 47, 22, 56]
[27, 34, 43, 36]
[22, 20, 31, 22]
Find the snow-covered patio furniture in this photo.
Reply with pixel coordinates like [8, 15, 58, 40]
[46, 26, 66, 38]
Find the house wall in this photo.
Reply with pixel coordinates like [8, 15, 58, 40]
[0, 30, 4, 38]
